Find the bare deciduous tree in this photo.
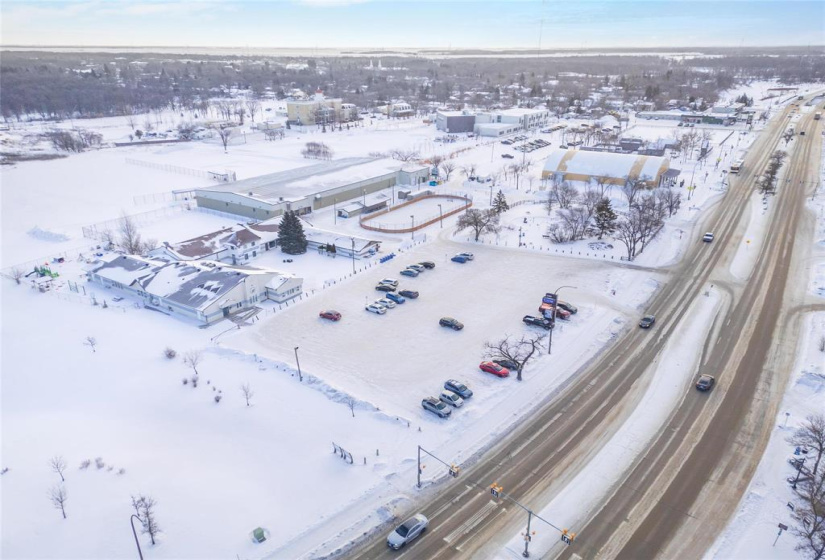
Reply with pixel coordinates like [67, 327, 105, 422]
[212, 126, 234, 153]
[390, 149, 419, 162]
[789, 415, 825, 487]
[84, 336, 98, 353]
[461, 163, 478, 180]
[49, 484, 68, 519]
[345, 397, 356, 418]
[117, 214, 154, 255]
[655, 187, 682, 217]
[484, 333, 546, 381]
[49, 456, 67, 482]
[621, 177, 646, 209]
[551, 180, 579, 209]
[440, 161, 456, 181]
[11, 268, 24, 285]
[245, 99, 261, 123]
[183, 351, 202, 376]
[241, 383, 254, 406]
[456, 208, 501, 241]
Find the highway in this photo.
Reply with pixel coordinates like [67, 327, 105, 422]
[351, 100, 822, 560]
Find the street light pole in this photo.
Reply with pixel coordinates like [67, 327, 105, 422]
[350, 237, 356, 274]
[547, 285, 576, 355]
[410, 215, 415, 239]
[333, 198, 337, 225]
[130, 514, 144, 560]
[294, 346, 302, 382]
[438, 204, 443, 228]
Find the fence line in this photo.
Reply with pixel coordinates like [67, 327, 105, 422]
[132, 190, 196, 206]
[360, 193, 472, 234]
[125, 157, 212, 180]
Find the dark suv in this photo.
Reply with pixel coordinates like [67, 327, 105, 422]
[439, 317, 464, 330]
[523, 315, 553, 330]
[444, 379, 473, 399]
[639, 315, 655, 329]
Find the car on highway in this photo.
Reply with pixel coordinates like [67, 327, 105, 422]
[385, 292, 406, 304]
[419, 261, 436, 269]
[439, 390, 464, 408]
[387, 513, 429, 550]
[407, 264, 426, 273]
[376, 298, 396, 309]
[457, 252, 474, 261]
[399, 289, 419, 299]
[439, 317, 464, 330]
[400, 268, 419, 277]
[365, 303, 387, 315]
[493, 358, 519, 370]
[479, 361, 509, 378]
[695, 374, 715, 391]
[319, 310, 342, 321]
[639, 315, 656, 329]
[378, 278, 399, 287]
[444, 379, 473, 399]
[451, 255, 469, 263]
[523, 315, 553, 330]
[703, 232, 715, 243]
[375, 284, 396, 292]
[421, 397, 451, 419]
[557, 301, 578, 314]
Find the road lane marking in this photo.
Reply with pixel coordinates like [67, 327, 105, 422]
[430, 485, 474, 519]
[443, 500, 498, 544]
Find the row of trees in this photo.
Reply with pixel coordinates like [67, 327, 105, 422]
[787, 414, 825, 560]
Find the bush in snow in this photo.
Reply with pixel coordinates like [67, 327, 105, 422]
[79, 459, 91, 470]
[182, 378, 188, 385]
[94, 457, 105, 470]
[214, 395, 222, 404]
[164, 347, 177, 360]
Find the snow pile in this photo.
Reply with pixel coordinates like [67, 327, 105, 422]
[27, 226, 70, 243]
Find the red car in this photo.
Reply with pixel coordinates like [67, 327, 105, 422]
[479, 361, 509, 378]
[319, 310, 342, 321]
[539, 303, 571, 320]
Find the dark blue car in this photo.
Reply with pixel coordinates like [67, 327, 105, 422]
[451, 255, 468, 263]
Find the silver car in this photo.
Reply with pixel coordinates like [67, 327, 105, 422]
[376, 298, 396, 309]
[387, 513, 429, 550]
[365, 303, 386, 315]
[439, 390, 464, 408]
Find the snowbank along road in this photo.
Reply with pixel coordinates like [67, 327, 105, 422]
[351, 97, 823, 559]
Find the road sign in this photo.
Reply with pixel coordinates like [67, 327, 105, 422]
[449, 466, 460, 478]
[490, 484, 502, 498]
[779, 523, 788, 531]
[561, 534, 572, 545]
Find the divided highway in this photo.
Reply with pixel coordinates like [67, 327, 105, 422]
[352, 101, 821, 560]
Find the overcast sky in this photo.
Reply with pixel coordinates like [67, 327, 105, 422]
[2, 0, 822, 50]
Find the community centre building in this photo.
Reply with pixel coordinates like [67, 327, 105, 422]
[195, 157, 430, 221]
[542, 149, 677, 188]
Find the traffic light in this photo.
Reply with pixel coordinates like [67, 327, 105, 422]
[449, 465, 460, 478]
[490, 483, 503, 498]
[561, 529, 576, 545]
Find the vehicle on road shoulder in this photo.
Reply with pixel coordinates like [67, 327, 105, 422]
[421, 397, 451, 418]
[387, 513, 429, 549]
[703, 232, 715, 243]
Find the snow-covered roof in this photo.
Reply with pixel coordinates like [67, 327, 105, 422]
[197, 157, 403, 203]
[498, 107, 548, 117]
[543, 149, 669, 181]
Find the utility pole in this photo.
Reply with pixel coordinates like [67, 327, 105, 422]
[410, 215, 415, 239]
[350, 237, 356, 273]
[294, 346, 302, 382]
[438, 204, 443, 228]
[547, 285, 576, 354]
[130, 515, 144, 560]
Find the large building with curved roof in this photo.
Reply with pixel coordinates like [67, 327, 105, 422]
[541, 149, 675, 187]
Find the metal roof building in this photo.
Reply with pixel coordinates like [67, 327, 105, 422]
[542, 149, 672, 187]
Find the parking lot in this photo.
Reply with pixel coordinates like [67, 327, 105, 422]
[230, 239, 660, 442]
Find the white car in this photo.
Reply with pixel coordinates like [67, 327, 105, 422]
[439, 390, 464, 408]
[378, 278, 399, 287]
[365, 303, 386, 315]
[376, 298, 396, 309]
[387, 513, 428, 550]
[702, 232, 715, 243]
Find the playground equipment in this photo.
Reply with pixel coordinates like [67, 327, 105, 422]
[34, 265, 59, 279]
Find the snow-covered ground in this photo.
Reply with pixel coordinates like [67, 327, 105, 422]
[2, 80, 821, 559]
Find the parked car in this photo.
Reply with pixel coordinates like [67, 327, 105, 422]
[439, 390, 464, 408]
[376, 298, 396, 309]
[399, 290, 419, 299]
[400, 268, 419, 277]
[378, 278, 399, 287]
[639, 315, 656, 329]
[407, 264, 426, 273]
[319, 310, 342, 321]
[421, 397, 451, 418]
[419, 261, 436, 269]
[444, 379, 473, 399]
[703, 232, 715, 243]
[387, 513, 429, 550]
[376, 284, 396, 292]
[523, 315, 553, 330]
[556, 301, 578, 314]
[479, 361, 509, 378]
[695, 374, 715, 391]
[385, 292, 406, 304]
[539, 303, 571, 320]
[457, 252, 474, 260]
[451, 255, 468, 263]
[365, 303, 387, 315]
[501, 154, 515, 159]
[493, 358, 519, 370]
[439, 317, 464, 330]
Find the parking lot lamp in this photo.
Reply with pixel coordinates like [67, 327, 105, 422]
[548, 286, 576, 355]
[294, 346, 302, 382]
[411, 215, 415, 239]
[438, 204, 443, 228]
[130, 514, 144, 560]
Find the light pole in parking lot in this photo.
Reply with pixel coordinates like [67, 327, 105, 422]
[547, 285, 576, 355]
[438, 204, 443, 228]
[410, 215, 415, 239]
[294, 346, 302, 382]
[130, 514, 144, 560]
[333, 198, 337, 225]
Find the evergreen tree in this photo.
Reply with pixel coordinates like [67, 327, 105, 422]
[594, 198, 618, 239]
[277, 210, 308, 254]
[492, 190, 510, 214]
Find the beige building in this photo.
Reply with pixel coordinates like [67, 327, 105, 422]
[542, 149, 672, 187]
[287, 90, 346, 125]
